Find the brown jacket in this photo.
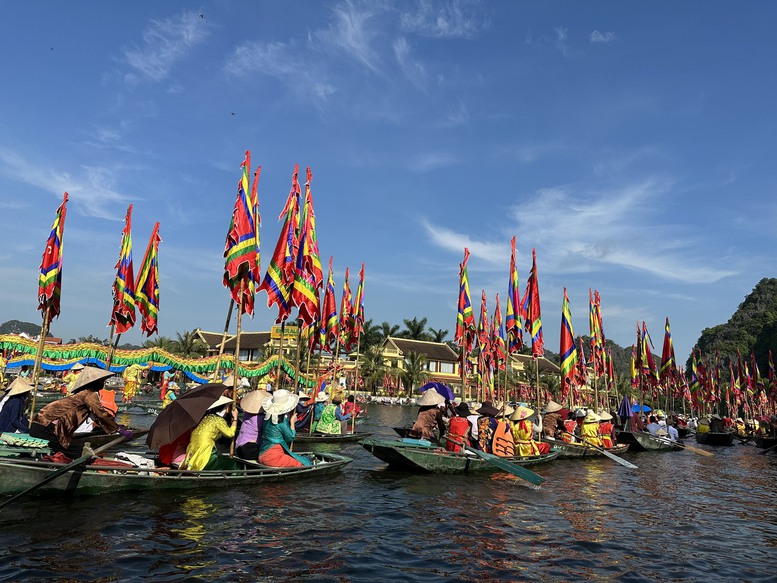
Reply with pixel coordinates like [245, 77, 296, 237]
[542, 412, 563, 438]
[409, 407, 446, 440]
[33, 391, 119, 448]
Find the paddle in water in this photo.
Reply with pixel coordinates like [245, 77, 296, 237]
[444, 436, 545, 487]
[0, 430, 143, 509]
[559, 432, 638, 469]
[642, 432, 714, 457]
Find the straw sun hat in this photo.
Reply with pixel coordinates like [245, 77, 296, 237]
[6, 378, 33, 397]
[207, 395, 234, 411]
[315, 391, 329, 403]
[417, 390, 446, 407]
[240, 389, 271, 414]
[509, 406, 534, 421]
[69, 366, 115, 394]
[544, 400, 563, 413]
[584, 412, 601, 423]
[262, 389, 300, 423]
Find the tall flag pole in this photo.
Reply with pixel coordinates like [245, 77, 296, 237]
[321, 257, 339, 352]
[336, 267, 353, 356]
[135, 222, 161, 337]
[559, 288, 578, 406]
[291, 167, 322, 327]
[476, 291, 490, 402]
[659, 317, 676, 403]
[505, 236, 524, 354]
[29, 192, 69, 417]
[491, 293, 506, 402]
[522, 248, 543, 411]
[454, 248, 476, 399]
[107, 204, 136, 368]
[350, 263, 366, 431]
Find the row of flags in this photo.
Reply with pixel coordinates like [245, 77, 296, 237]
[221, 152, 365, 354]
[37, 193, 161, 337]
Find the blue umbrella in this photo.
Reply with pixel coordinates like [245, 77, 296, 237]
[418, 382, 455, 402]
[617, 395, 632, 421]
[632, 403, 651, 413]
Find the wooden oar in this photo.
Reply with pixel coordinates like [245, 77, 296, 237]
[0, 430, 142, 509]
[640, 432, 714, 457]
[559, 432, 638, 469]
[444, 436, 545, 487]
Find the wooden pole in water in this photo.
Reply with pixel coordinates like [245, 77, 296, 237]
[28, 309, 51, 418]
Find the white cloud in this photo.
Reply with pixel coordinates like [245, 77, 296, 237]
[393, 37, 427, 90]
[590, 30, 616, 43]
[121, 11, 210, 83]
[410, 152, 458, 173]
[441, 101, 470, 128]
[554, 27, 570, 57]
[400, 0, 488, 38]
[312, 0, 383, 73]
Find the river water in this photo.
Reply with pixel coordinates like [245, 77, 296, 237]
[1, 403, 776, 582]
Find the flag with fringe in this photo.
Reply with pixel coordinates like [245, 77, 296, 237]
[351, 263, 366, 344]
[521, 248, 543, 357]
[38, 192, 69, 320]
[135, 222, 161, 336]
[560, 288, 578, 394]
[505, 236, 523, 353]
[291, 167, 322, 326]
[223, 151, 260, 316]
[109, 204, 136, 334]
[320, 257, 338, 351]
[589, 289, 605, 376]
[259, 165, 300, 323]
[454, 248, 476, 351]
[491, 293, 506, 370]
[339, 267, 353, 349]
[659, 316, 676, 384]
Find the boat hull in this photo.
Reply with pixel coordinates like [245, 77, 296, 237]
[294, 432, 373, 443]
[615, 430, 679, 452]
[360, 438, 558, 474]
[695, 432, 735, 446]
[0, 452, 352, 496]
[546, 440, 630, 459]
[754, 436, 777, 449]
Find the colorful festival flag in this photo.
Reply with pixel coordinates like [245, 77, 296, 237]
[351, 263, 366, 343]
[454, 248, 476, 350]
[559, 288, 578, 393]
[659, 317, 676, 384]
[339, 267, 353, 348]
[521, 248, 543, 357]
[491, 293, 506, 370]
[505, 236, 523, 353]
[588, 289, 605, 376]
[291, 167, 322, 326]
[320, 257, 338, 351]
[223, 151, 260, 316]
[108, 204, 136, 334]
[38, 192, 69, 320]
[259, 165, 300, 323]
[135, 222, 161, 336]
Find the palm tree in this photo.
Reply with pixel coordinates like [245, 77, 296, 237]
[428, 327, 449, 343]
[173, 330, 208, 358]
[400, 317, 430, 341]
[78, 335, 109, 346]
[381, 321, 401, 339]
[360, 319, 384, 349]
[359, 345, 387, 394]
[402, 351, 430, 394]
[143, 336, 177, 352]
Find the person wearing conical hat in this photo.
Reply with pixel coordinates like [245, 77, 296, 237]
[62, 362, 85, 394]
[235, 389, 271, 460]
[121, 362, 151, 403]
[182, 395, 240, 471]
[408, 390, 447, 441]
[258, 390, 312, 468]
[509, 406, 551, 456]
[316, 391, 353, 435]
[0, 377, 34, 434]
[597, 411, 616, 449]
[541, 400, 565, 440]
[580, 411, 603, 448]
[30, 366, 128, 458]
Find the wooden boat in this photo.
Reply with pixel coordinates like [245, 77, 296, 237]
[360, 438, 558, 474]
[695, 431, 735, 446]
[615, 430, 679, 452]
[294, 431, 373, 443]
[754, 436, 777, 449]
[0, 451, 352, 496]
[544, 439, 630, 459]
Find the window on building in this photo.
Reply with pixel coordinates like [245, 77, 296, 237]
[440, 362, 454, 374]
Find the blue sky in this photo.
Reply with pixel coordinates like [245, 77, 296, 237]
[1, 1, 775, 363]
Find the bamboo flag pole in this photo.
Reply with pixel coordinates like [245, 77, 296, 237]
[292, 318, 303, 391]
[230, 282, 244, 457]
[275, 321, 286, 391]
[351, 334, 362, 434]
[213, 299, 235, 380]
[27, 309, 51, 418]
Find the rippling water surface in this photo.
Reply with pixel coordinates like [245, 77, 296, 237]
[1, 404, 776, 582]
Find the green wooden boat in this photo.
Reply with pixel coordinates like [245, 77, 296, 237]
[360, 438, 558, 474]
[295, 431, 373, 444]
[545, 439, 630, 459]
[0, 451, 352, 497]
[694, 431, 735, 446]
[615, 430, 679, 452]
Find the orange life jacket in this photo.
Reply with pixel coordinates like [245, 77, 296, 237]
[446, 416, 470, 452]
[99, 389, 118, 416]
[492, 420, 516, 457]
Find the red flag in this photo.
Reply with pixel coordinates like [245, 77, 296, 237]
[135, 222, 161, 336]
[521, 248, 543, 356]
[108, 204, 136, 334]
[38, 192, 69, 320]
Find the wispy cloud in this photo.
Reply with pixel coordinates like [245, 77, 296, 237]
[554, 27, 570, 57]
[393, 37, 427, 89]
[121, 11, 210, 83]
[312, 0, 383, 73]
[590, 30, 616, 43]
[400, 0, 488, 38]
[419, 218, 507, 267]
[410, 152, 458, 173]
[0, 148, 131, 220]
[441, 101, 470, 128]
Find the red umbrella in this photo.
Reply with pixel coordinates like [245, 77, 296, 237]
[146, 383, 232, 449]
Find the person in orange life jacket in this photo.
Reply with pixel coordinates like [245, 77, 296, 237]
[475, 401, 500, 454]
[408, 390, 446, 441]
[492, 404, 516, 457]
[445, 401, 473, 452]
[597, 411, 616, 448]
[510, 406, 551, 456]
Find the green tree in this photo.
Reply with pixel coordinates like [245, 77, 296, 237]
[428, 327, 449, 343]
[402, 351, 430, 394]
[360, 319, 384, 349]
[358, 345, 387, 394]
[173, 330, 208, 358]
[400, 317, 430, 341]
[143, 336, 176, 351]
[381, 321, 401, 339]
[78, 335, 109, 346]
